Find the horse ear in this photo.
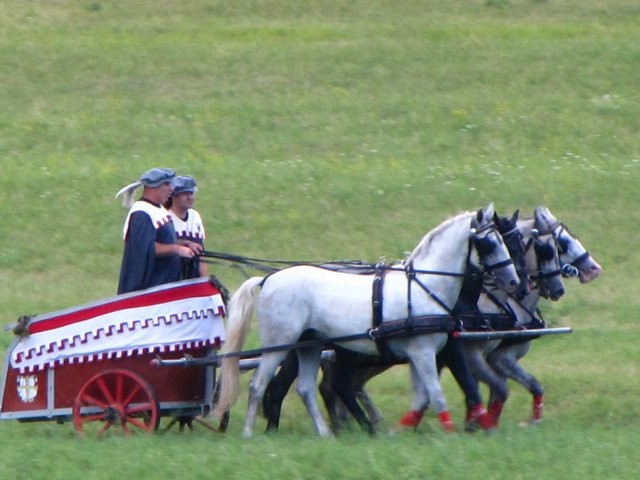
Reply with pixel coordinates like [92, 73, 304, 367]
[486, 202, 495, 218]
[477, 202, 495, 224]
[511, 209, 520, 223]
[534, 206, 545, 227]
[540, 205, 559, 225]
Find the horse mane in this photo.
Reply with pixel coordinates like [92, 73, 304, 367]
[406, 211, 474, 262]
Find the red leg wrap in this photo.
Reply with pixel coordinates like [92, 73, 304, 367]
[438, 410, 455, 432]
[398, 410, 424, 428]
[466, 404, 495, 431]
[487, 399, 505, 425]
[532, 394, 544, 421]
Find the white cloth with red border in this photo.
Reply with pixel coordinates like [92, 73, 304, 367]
[11, 278, 226, 373]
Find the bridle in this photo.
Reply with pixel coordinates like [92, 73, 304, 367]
[469, 221, 516, 273]
[496, 220, 530, 301]
[526, 226, 563, 287]
[532, 221, 590, 278]
[405, 221, 515, 316]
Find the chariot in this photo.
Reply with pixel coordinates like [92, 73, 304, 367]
[0, 277, 227, 434]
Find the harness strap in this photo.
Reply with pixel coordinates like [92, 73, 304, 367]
[371, 263, 386, 330]
[211, 331, 375, 362]
[370, 315, 454, 339]
[370, 264, 391, 357]
[406, 261, 454, 315]
[569, 251, 590, 267]
[456, 312, 516, 332]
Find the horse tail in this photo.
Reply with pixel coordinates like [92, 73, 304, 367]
[212, 276, 263, 419]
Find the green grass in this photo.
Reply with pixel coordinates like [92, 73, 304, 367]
[1, 1, 639, 479]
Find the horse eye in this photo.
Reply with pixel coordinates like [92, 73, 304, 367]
[474, 236, 495, 256]
[535, 242, 556, 261]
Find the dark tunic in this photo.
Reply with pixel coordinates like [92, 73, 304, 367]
[117, 200, 181, 294]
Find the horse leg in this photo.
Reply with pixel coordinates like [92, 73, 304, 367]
[395, 346, 453, 433]
[262, 349, 298, 433]
[318, 356, 356, 431]
[392, 363, 429, 431]
[440, 336, 493, 432]
[488, 342, 543, 424]
[465, 343, 509, 427]
[295, 346, 333, 437]
[327, 349, 376, 435]
[354, 364, 389, 427]
[357, 386, 384, 427]
[411, 349, 454, 432]
[243, 351, 289, 438]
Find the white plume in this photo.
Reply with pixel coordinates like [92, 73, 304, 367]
[115, 180, 142, 208]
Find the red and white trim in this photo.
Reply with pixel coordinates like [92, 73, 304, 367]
[11, 279, 226, 373]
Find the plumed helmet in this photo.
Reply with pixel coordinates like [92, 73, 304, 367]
[115, 167, 176, 208]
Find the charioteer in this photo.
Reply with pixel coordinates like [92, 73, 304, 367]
[115, 167, 197, 294]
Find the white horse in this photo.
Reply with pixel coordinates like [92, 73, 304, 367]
[213, 203, 521, 437]
[468, 206, 602, 425]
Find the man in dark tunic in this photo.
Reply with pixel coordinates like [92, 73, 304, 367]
[116, 167, 196, 294]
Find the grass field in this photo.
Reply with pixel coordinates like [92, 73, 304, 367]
[1, 1, 639, 479]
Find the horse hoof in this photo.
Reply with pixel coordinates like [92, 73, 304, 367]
[464, 419, 480, 433]
[465, 405, 494, 433]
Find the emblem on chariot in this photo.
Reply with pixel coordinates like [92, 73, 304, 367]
[16, 375, 38, 403]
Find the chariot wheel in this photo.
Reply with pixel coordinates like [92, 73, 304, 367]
[73, 369, 160, 436]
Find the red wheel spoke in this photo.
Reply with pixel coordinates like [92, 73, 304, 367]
[115, 373, 124, 404]
[81, 413, 109, 423]
[79, 393, 110, 410]
[121, 383, 143, 407]
[99, 421, 114, 434]
[121, 421, 131, 435]
[95, 376, 115, 405]
[126, 416, 151, 431]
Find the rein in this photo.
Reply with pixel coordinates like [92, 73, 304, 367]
[202, 221, 518, 359]
[200, 249, 480, 279]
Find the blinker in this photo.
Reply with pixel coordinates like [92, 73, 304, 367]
[534, 242, 556, 262]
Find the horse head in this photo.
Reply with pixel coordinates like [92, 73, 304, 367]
[529, 208, 566, 301]
[533, 206, 602, 284]
[469, 203, 520, 295]
[493, 209, 530, 301]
